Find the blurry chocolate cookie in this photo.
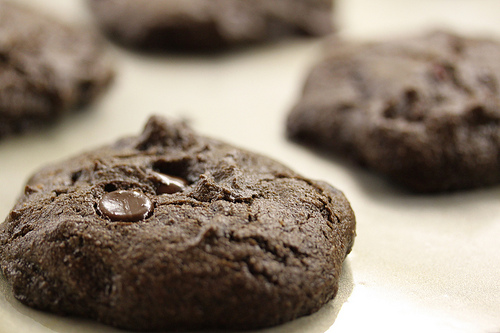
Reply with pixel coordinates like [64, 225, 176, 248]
[0, 115, 355, 331]
[0, 1, 113, 138]
[287, 31, 500, 192]
[86, 0, 334, 51]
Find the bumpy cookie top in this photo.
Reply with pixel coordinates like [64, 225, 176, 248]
[87, 0, 333, 50]
[0, 1, 113, 137]
[288, 30, 500, 192]
[0, 116, 355, 331]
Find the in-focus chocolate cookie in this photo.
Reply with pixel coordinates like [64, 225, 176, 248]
[0, 116, 355, 331]
[0, 1, 113, 138]
[86, 0, 334, 51]
[287, 30, 500, 192]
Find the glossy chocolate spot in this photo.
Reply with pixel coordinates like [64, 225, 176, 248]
[152, 172, 188, 194]
[98, 190, 153, 222]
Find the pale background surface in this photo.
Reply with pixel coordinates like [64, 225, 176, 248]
[1, 1, 499, 332]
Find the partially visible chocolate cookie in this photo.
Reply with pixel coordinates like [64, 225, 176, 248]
[0, 116, 355, 331]
[86, 0, 334, 51]
[0, 1, 113, 138]
[287, 30, 500, 192]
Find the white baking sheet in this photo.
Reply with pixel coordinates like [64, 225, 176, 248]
[1, 1, 499, 332]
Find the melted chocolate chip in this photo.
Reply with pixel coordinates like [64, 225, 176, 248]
[98, 190, 153, 222]
[151, 172, 188, 194]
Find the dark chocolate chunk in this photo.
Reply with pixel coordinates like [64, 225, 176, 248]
[150, 172, 188, 194]
[98, 190, 153, 222]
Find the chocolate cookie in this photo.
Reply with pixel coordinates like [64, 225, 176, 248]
[287, 30, 500, 192]
[86, 0, 334, 51]
[0, 1, 113, 138]
[0, 116, 355, 331]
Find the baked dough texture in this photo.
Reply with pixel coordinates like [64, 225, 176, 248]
[87, 0, 334, 51]
[0, 116, 355, 330]
[287, 31, 500, 192]
[0, 0, 113, 138]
